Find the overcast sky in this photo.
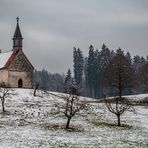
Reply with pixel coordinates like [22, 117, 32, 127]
[0, 0, 148, 73]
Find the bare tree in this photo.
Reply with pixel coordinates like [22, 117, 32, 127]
[0, 83, 13, 112]
[103, 49, 134, 126]
[105, 96, 133, 126]
[52, 85, 88, 129]
[34, 83, 39, 97]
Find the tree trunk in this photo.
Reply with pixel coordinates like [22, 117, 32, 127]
[34, 89, 37, 96]
[66, 117, 71, 129]
[34, 83, 39, 97]
[2, 99, 5, 112]
[117, 114, 121, 126]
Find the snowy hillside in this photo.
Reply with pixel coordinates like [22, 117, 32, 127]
[0, 89, 148, 148]
[126, 94, 148, 101]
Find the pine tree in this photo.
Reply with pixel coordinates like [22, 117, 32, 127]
[141, 63, 148, 92]
[83, 57, 89, 96]
[125, 51, 132, 63]
[86, 45, 96, 97]
[133, 55, 147, 93]
[146, 55, 148, 61]
[98, 44, 113, 97]
[125, 51, 133, 94]
[64, 69, 72, 93]
[103, 48, 133, 97]
[73, 47, 84, 87]
[99, 44, 112, 69]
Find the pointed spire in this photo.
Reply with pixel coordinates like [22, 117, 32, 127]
[12, 17, 23, 51]
[13, 17, 23, 39]
[16, 17, 19, 23]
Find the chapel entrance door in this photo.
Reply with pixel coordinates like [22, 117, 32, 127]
[18, 79, 23, 88]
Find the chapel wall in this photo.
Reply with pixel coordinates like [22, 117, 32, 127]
[0, 69, 8, 85]
[8, 71, 33, 88]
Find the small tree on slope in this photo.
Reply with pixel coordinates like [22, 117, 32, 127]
[0, 83, 13, 112]
[52, 79, 88, 129]
[33, 82, 39, 97]
[104, 96, 133, 126]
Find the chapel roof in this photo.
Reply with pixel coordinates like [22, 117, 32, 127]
[0, 50, 18, 69]
[0, 50, 34, 70]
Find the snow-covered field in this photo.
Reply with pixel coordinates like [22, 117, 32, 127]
[0, 89, 148, 148]
[126, 94, 148, 101]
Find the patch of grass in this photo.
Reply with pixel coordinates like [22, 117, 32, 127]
[25, 103, 43, 108]
[17, 118, 29, 126]
[49, 142, 76, 148]
[93, 120, 117, 127]
[136, 97, 148, 106]
[65, 126, 83, 132]
[93, 120, 132, 129]
[42, 123, 62, 130]
[0, 111, 12, 116]
[17, 117, 35, 127]
[122, 139, 148, 147]
[41, 123, 83, 132]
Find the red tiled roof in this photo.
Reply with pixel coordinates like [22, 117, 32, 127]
[0, 49, 34, 70]
[5, 49, 21, 68]
[0, 49, 19, 69]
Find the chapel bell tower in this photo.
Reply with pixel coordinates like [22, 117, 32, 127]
[12, 17, 23, 51]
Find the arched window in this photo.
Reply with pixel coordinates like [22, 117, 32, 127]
[18, 79, 23, 88]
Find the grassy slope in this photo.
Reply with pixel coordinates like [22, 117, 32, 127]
[0, 89, 147, 148]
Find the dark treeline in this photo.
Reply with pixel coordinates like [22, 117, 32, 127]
[33, 44, 148, 99]
[33, 69, 65, 92]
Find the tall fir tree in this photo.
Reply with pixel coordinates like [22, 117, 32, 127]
[86, 45, 96, 98]
[97, 44, 113, 97]
[125, 51, 134, 94]
[141, 62, 148, 92]
[103, 48, 133, 97]
[73, 47, 84, 87]
[64, 69, 72, 93]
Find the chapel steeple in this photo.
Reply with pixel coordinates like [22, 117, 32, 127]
[12, 17, 23, 51]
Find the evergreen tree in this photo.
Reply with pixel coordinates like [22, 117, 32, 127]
[125, 51, 134, 94]
[125, 51, 132, 63]
[146, 55, 148, 61]
[86, 45, 96, 97]
[141, 63, 148, 92]
[133, 55, 141, 64]
[41, 69, 50, 89]
[103, 48, 133, 97]
[83, 57, 89, 96]
[64, 69, 72, 93]
[84, 44, 113, 98]
[93, 49, 100, 98]
[73, 47, 84, 87]
[140, 56, 146, 65]
[98, 44, 113, 97]
[99, 44, 112, 69]
[133, 55, 147, 93]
